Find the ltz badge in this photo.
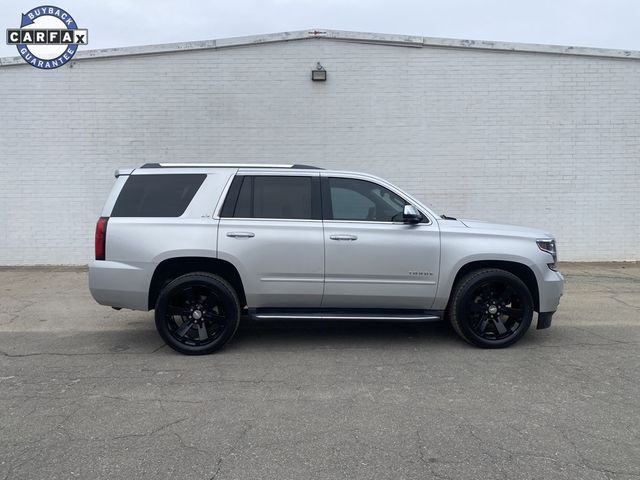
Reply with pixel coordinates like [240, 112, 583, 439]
[6, 6, 88, 69]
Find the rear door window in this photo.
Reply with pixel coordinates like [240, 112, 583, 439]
[220, 175, 319, 220]
[111, 174, 206, 217]
[253, 176, 312, 219]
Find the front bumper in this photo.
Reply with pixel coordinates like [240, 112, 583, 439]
[536, 268, 563, 329]
[538, 268, 564, 312]
[537, 311, 555, 329]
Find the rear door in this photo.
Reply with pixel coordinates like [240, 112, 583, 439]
[321, 174, 440, 309]
[217, 172, 324, 308]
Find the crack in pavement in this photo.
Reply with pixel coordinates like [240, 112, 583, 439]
[1, 266, 639, 479]
[0, 348, 165, 358]
[414, 428, 457, 480]
[522, 340, 640, 350]
[608, 295, 640, 310]
[570, 325, 638, 345]
[206, 421, 253, 480]
[111, 417, 189, 441]
[464, 423, 640, 478]
[208, 456, 224, 480]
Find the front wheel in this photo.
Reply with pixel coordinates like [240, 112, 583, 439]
[155, 272, 240, 355]
[448, 268, 534, 348]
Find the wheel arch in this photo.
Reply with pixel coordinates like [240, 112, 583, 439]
[449, 260, 540, 312]
[148, 257, 246, 310]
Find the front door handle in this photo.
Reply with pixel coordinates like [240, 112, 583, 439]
[227, 232, 255, 239]
[330, 234, 357, 241]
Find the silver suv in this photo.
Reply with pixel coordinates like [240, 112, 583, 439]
[89, 164, 563, 354]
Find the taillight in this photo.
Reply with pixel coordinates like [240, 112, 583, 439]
[95, 217, 109, 260]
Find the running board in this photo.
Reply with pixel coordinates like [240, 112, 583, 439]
[250, 309, 443, 322]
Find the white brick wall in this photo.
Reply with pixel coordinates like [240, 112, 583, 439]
[0, 36, 638, 264]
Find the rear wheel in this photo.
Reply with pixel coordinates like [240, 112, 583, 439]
[154, 272, 240, 355]
[449, 268, 533, 348]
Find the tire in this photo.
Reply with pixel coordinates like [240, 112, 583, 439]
[154, 272, 241, 355]
[448, 268, 533, 348]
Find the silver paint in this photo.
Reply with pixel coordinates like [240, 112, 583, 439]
[89, 165, 564, 318]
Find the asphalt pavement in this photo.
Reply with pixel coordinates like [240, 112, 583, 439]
[0, 263, 639, 480]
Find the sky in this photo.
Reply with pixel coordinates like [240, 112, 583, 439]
[1, 0, 638, 58]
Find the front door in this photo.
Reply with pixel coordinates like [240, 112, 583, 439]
[321, 175, 440, 309]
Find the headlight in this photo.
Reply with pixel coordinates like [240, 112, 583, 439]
[537, 239, 557, 270]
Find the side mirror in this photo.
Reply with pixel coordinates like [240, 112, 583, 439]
[403, 204, 422, 224]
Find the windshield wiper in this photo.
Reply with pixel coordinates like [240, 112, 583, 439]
[440, 214, 457, 220]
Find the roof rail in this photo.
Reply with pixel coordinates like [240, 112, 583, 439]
[291, 164, 323, 170]
[140, 163, 323, 170]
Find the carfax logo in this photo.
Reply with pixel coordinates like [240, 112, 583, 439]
[6, 5, 88, 69]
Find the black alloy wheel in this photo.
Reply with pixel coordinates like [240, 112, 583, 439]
[449, 269, 534, 348]
[155, 273, 240, 355]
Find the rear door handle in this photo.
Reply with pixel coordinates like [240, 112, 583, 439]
[330, 234, 357, 241]
[226, 232, 255, 238]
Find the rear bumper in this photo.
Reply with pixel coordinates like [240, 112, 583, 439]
[88, 260, 150, 311]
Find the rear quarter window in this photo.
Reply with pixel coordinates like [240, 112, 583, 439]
[111, 174, 206, 217]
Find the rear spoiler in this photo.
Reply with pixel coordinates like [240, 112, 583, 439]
[115, 168, 135, 178]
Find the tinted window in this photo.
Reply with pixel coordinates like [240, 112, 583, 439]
[234, 176, 253, 218]
[327, 177, 408, 222]
[219, 176, 244, 218]
[111, 174, 206, 217]
[254, 177, 311, 219]
[221, 176, 314, 219]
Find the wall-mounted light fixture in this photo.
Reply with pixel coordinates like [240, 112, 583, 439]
[311, 62, 327, 81]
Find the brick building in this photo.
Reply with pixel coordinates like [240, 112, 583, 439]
[0, 29, 638, 263]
